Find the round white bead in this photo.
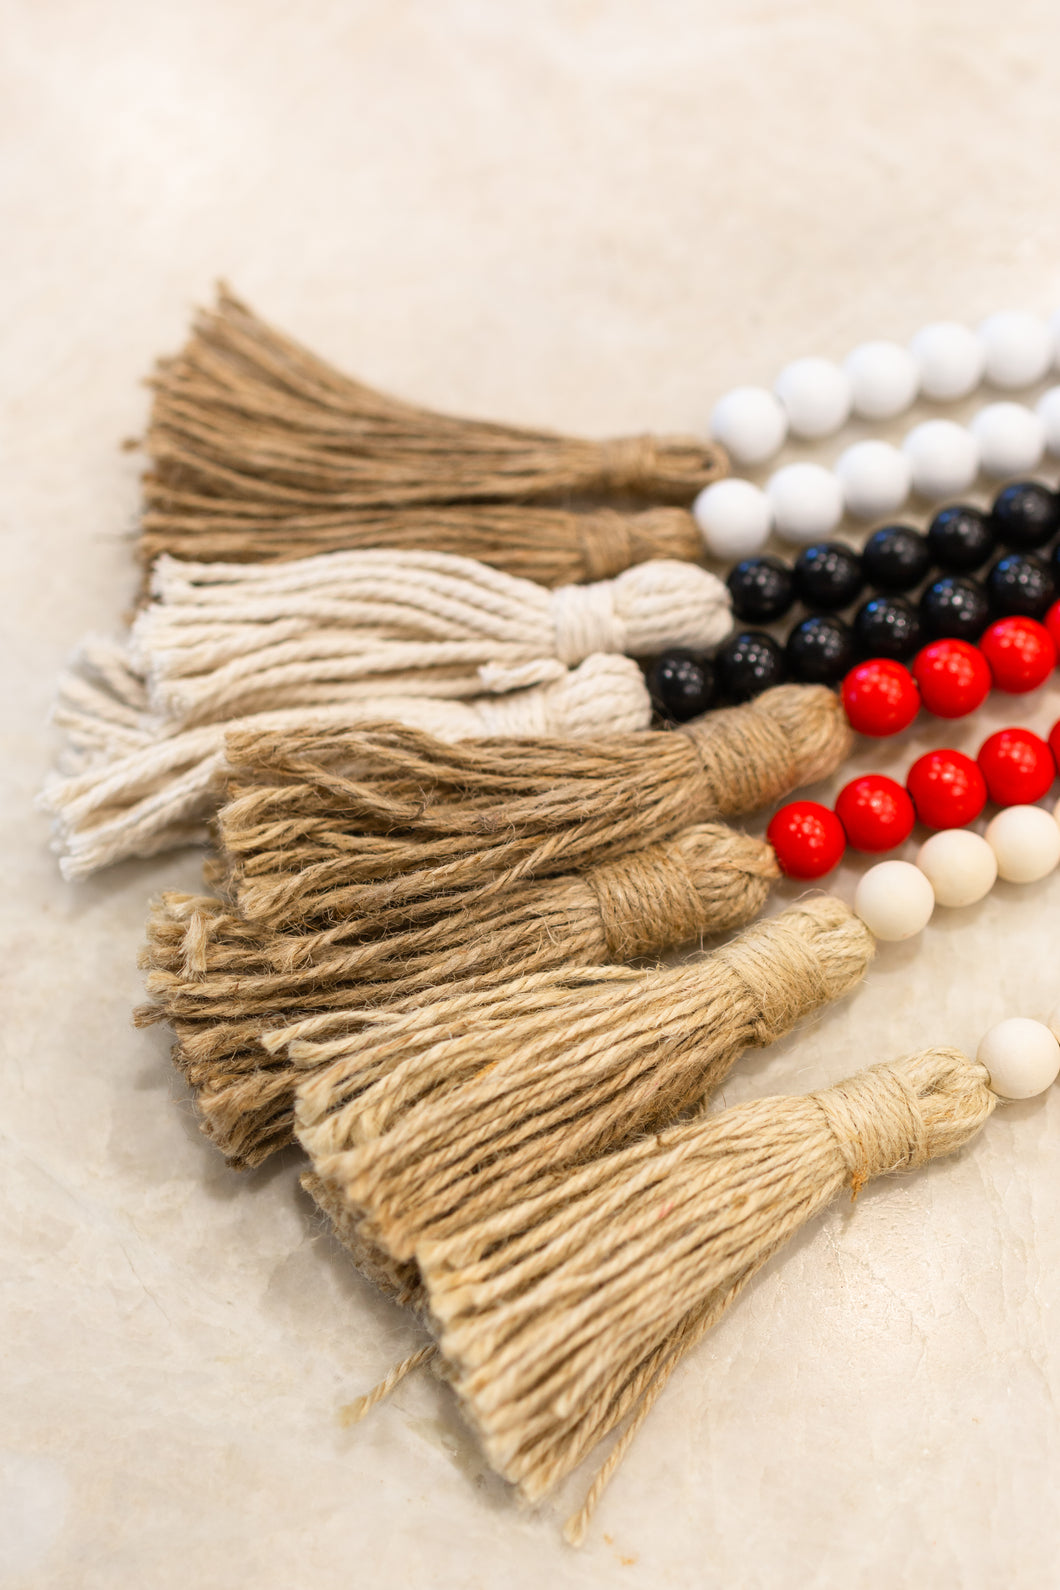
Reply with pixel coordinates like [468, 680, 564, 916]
[691, 478, 773, 560]
[774, 357, 852, 440]
[834, 440, 912, 520]
[902, 420, 980, 500]
[854, 859, 935, 942]
[766, 462, 844, 544]
[1045, 997, 1060, 1046]
[915, 829, 998, 908]
[977, 1017, 1060, 1100]
[985, 804, 1060, 884]
[968, 401, 1046, 478]
[844, 340, 920, 420]
[1035, 386, 1060, 457]
[910, 321, 985, 401]
[709, 386, 788, 465]
[978, 310, 1054, 390]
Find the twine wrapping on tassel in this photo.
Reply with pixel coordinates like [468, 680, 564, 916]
[136, 822, 780, 1168]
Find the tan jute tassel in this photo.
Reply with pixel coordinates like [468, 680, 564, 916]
[294, 896, 874, 1306]
[136, 822, 780, 1168]
[217, 683, 852, 928]
[142, 288, 725, 572]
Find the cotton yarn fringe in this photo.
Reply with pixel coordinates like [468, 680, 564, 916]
[216, 683, 851, 928]
[136, 822, 780, 1167]
[142, 288, 725, 571]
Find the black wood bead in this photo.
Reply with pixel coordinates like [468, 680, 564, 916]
[792, 541, 864, 612]
[716, 630, 787, 703]
[926, 505, 996, 573]
[726, 556, 796, 623]
[648, 650, 717, 723]
[985, 553, 1056, 620]
[853, 595, 924, 662]
[860, 524, 932, 593]
[991, 480, 1060, 551]
[918, 575, 992, 641]
[785, 615, 855, 686]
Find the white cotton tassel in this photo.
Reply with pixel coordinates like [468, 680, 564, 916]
[41, 653, 652, 880]
[132, 551, 730, 728]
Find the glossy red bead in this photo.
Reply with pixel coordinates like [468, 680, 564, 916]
[905, 749, 988, 830]
[840, 658, 920, 737]
[978, 616, 1056, 694]
[834, 774, 916, 853]
[1045, 600, 1060, 657]
[766, 801, 846, 879]
[910, 639, 992, 719]
[977, 728, 1056, 807]
[1049, 719, 1060, 773]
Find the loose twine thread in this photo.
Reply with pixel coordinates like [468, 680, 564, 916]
[141, 287, 725, 576]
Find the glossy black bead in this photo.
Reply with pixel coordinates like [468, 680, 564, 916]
[991, 480, 1060, 551]
[985, 553, 1056, 620]
[792, 541, 864, 612]
[860, 524, 932, 594]
[715, 630, 787, 704]
[784, 615, 855, 686]
[852, 596, 924, 662]
[926, 504, 996, 573]
[918, 575, 992, 642]
[648, 650, 717, 723]
[726, 556, 796, 623]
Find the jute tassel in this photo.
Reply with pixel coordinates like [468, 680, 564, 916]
[136, 822, 780, 1168]
[142, 288, 725, 571]
[356, 1045, 993, 1543]
[216, 683, 851, 928]
[294, 896, 874, 1303]
[43, 651, 649, 880]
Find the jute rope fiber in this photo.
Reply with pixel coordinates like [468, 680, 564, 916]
[142, 288, 725, 572]
[136, 822, 780, 1168]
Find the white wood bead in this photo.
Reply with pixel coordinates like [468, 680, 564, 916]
[902, 420, 980, 500]
[910, 321, 985, 401]
[834, 440, 912, 520]
[977, 1017, 1060, 1100]
[978, 311, 1054, 390]
[692, 479, 773, 560]
[709, 386, 788, 465]
[985, 804, 1060, 884]
[915, 829, 998, 908]
[774, 357, 852, 440]
[969, 402, 1046, 478]
[1035, 386, 1060, 457]
[844, 340, 920, 420]
[854, 860, 935, 942]
[766, 462, 844, 544]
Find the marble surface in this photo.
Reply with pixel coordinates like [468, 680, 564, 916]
[4, 3, 1060, 1585]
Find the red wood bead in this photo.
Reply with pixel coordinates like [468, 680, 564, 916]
[977, 727, 1056, 807]
[834, 774, 916, 853]
[978, 616, 1056, 694]
[840, 659, 920, 737]
[910, 639, 992, 719]
[1046, 600, 1060, 656]
[906, 749, 987, 830]
[1049, 719, 1060, 773]
[767, 801, 846, 879]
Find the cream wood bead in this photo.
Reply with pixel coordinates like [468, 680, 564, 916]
[977, 1017, 1060, 1100]
[766, 463, 844, 544]
[978, 311, 1054, 390]
[969, 402, 1046, 478]
[910, 321, 985, 401]
[709, 386, 788, 465]
[902, 419, 980, 500]
[774, 357, 852, 440]
[1046, 997, 1060, 1046]
[915, 829, 998, 908]
[844, 340, 920, 420]
[854, 859, 935, 942]
[1036, 387, 1060, 456]
[985, 804, 1060, 884]
[834, 440, 912, 520]
[691, 479, 773, 560]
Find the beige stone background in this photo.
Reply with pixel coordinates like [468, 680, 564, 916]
[4, 2, 1060, 1585]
